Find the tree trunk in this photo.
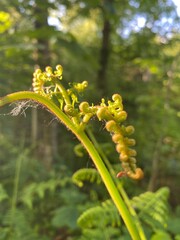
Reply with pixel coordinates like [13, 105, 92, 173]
[147, 137, 162, 191]
[96, 4, 112, 97]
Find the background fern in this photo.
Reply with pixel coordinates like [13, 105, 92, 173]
[20, 177, 70, 208]
[77, 199, 121, 239]
[76, 184, 171, 239]
[131, 187, 170, 232]
[0, 209, 49, 240]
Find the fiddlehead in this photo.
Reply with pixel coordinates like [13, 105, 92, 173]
[72, 168, 102, 187]
[32, 65, 143, 180]
[79, 94, 144, 179]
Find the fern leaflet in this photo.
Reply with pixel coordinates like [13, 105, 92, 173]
[131, 187, 170, 231]
[78, 199, 121, 229]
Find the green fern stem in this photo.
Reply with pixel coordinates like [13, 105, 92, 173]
[86, 128, 147, 240]
[55, 81, 71, 106]
[118, 186, 147, 240]
[0, 91, 141, 240]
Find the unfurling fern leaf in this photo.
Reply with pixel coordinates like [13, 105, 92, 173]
[74, 143, 85, 157]
[78, 199, 121, 229]
[131, 187, 170, 231]
[72, 168, 102, 187]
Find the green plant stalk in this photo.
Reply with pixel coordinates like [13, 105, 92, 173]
[118, 186, 147, 240]
[86, 128, 147, 240]
[0, 91, 141, 240]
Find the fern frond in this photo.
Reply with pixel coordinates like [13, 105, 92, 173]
[78, 199, 121, 229]
[72, 168, 102, 187]
[20, 178, 70, 208]
[131, 187, 170, 231]
[2, 209, 45, 240]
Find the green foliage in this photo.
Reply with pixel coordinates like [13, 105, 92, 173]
[1, 209, 49, 240]
[72, 168, 102, 187]
[0, 184, 8, 202]
[167, 206, 180, 238]
[78, 199, 121, 228]
[52, 206, 79, 229]
[167, 217, 180, 236]
[20, 178, 70, 208]
[74, 143, 86, 157]
[150, 231, 172, 240]
[0, 0, 179, 239]
[76, 178, 171, 239]
[175, 235, 180, 240]
[131, 187, 170, 231]
[78, 199, 121, 239]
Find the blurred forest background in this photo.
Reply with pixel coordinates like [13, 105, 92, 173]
[0, 0, 180, 239]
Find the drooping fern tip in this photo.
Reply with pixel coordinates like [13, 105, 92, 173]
[32, 64, 144, 180]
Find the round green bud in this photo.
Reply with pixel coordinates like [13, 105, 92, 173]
[32, 81, 41, 87]
[127, 168, 144, 180]
[129, 157, 136, 164]
[74, 81, 88, 92]
[64, 104, 78, 116]
[112, 133, 123, 143]
[128, 149, 137, 157]
[120, 153, 129, 162]
[79, 102, 90, 113]
[33, 69, 42, 77]
[121, 162, 130, 171]
[56, 64, 63, 71]
[116, 143, 125, 153]
[112, 94, 122, 103]
[45, 66, 53, 73]
[55, 65, 63, 76]
[82, 81, 88, 88]
[105, 120, 117, 132]
[129, 163, 136, 170]
[36, 72, 44, 81]
[116, 111, 127, 122]
[125, 125, 135, 135]
[96, 107, 109, 120]
[126, 138, 136, 146]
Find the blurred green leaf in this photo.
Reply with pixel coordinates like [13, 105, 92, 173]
[150, 231, 172, 240]
[52, 206, 79, 229]
[167, 217, 180, 235]
[0, 184, 8, 202]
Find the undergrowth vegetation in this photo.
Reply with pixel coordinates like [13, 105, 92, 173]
[0, 65, 179, 240]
